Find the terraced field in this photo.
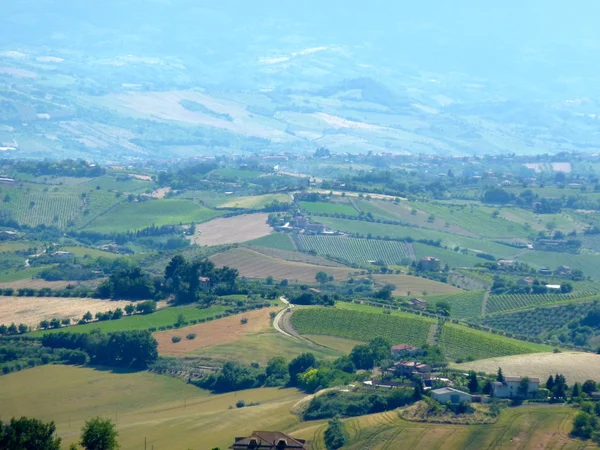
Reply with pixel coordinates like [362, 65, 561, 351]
[296, 235, 414, 265]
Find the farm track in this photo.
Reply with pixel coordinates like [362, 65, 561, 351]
[426, 322, 438, 346]
[481, 290, 490, 317]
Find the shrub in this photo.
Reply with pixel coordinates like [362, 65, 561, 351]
[148, 327, 157, 332]
[186, 333, 197, 340]
[240, 317, 248, 324]
[236, 400, 246, 408]
[172, 336, 182, 343]
[270, 311, 277, 319]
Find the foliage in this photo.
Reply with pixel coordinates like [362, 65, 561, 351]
[486, 292, 595, 315]
[0, 416, 62, 450]
[324, 417, 347, 450]
[80, 417, 119, 450]
[96, 267, 156, 300]
[349, 337, 391, 370]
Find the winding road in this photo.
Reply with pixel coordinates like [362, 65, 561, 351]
[272, 296, 297, 339]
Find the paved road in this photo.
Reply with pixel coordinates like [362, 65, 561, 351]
[272, 296, 297, 339]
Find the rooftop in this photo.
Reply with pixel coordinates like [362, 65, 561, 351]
[431, 387, 470, 396]
[230, 431, 309, 450]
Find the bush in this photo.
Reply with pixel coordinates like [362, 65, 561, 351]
[148, 327, 157, 332]
[186, 333, 197, 340]
[240, 317, 248, 324]
[171, 336, 182, 343]
[236, 400, 246, 408]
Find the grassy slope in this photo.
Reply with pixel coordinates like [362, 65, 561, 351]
[519, 251, 600, 280]
[28, 304, 229, 336]
[245, 233, 296, 251]
[412, 242, 483, 268]
[0, 365, 304, 450]
[371, 273, 462, 296]
[428, 291, 487, 319]
[293, 406, 582, 450]
[300, 201, 358, 216]
[219, 193, 290, 209]
[83, 200, 224, 233]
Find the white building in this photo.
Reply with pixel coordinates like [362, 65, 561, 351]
[492, 376, 540, 398]
[431, 387, 472, 404]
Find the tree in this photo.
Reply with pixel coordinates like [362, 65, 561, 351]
[80, 418, 119, 450]
[315, 271, 329, 285]
[0, 417, 62, 450]
[266, 275, 274, 285]
[468, 371, 479, 394]
[50, 318, 61, 329]
[350, 345, 375, 370]
[572, 382, 582, 399]
[545, 375, 555, 391]
[583, 380, 597, 395]
[124, 304, 135, 316]
[17, 323, 28, 334]
[323, 417, 346, 450]
[288, 353, 317, 385]
[39, 319, 50, 330]
[496, 367, 505, 383]
[517, 377, 530, 399]
[265, 356, 289, 386]
[82, 311, 93, 322]
[135, 300, 156, 315]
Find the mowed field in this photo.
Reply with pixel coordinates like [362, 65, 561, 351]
[0, 365, 306, 450]
[0, 296, 132, 327]
[209, 247, 354, 283]
[218, 193, 290, 209]
[292, 406, 586, 450]
[371, 273, 462, 296]
[190, 213, 272, 246]
[155, 306, 279, 355]
[455, 352, 600, 384]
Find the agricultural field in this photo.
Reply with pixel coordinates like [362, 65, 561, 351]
[0, 296, 132, 327]
[485, 292, 598, 315]
[60, 246, 121, 259]
[245, 232, 296, 251]
[455, 352, 600, 384]
[155, 306, 279, 355]
[300, 201, 359, 216]
[209, 247, 354, 284]
[518, 251, 600, 281]
[218, 193, 290, 209]
[371, 273, 463, 296]
[189, 213, 271, 246]
[80, 175, 155, 193]
[247, 246, 346, 267]
[0, 266, 49, 283]
[0, 365, 305, 450]
[318, 217, 520, 259]
[294, 406, 584, 450]
[412, 242, 483, 268]
[0, 241, 33, 253]
[290, 307, 434, 347]
[438, 322, 551, 362]
[296, 235, 414, 265]
[83, 199, 224, 233]
[29, 303, 229, 336]
[427, 291, 487, 319]
[481, 301, 596, 340]
[208, 167, 264, 180]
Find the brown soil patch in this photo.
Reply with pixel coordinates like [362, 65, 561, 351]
[0, 279, 74, 290]
[0, 297, 133, 327]
[209, 247, 354, 283]
[191, 213, 271, 246]
[151, 187, 171, 199]
[155, 306, 280, 355]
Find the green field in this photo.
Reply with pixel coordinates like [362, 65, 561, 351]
[83, 199, 224, 233]
[485, 292, 598, 315]
[428, 291, 487, 319]
[300, 201, 358, 216]
[519, 251, 600, 281]
[290, 307, 434, 347]
[0, 241, 33, 253]
[61, 246, 122, 259]
[246, 233, 296, 251]
[319, 217, 519, 259]
[29, 304, 229, 336]
[296, 235, 413, 265]
[0, 365, 305, 450]
[438, 322, 551, 362]
[80, 175, 155, 193]
[294, 405, 582, 450]
[0, 266, 48, 283]
[412, 242, 483, 268]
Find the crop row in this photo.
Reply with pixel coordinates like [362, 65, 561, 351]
[296, 235, 413, 265]
[438, 322, 550, 362]
[290, 307, 433, 347]
[486, 291, 596, 314]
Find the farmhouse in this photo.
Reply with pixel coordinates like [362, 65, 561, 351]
[431, 387, 472, 404]
[51, 251, 73, 259]
[199, 277, 211, 291]
[409, 297, 427, 309]
[419, 257, 441, 271]
[230, 431, 309, 449]
[492, 376, 540, 398]
[497, 260, 516, 269]
[517, 277, 534, 287]
[391, 344, 419, 358]
[538, 268, 553, 276]
[555, 265, 571, 275]
[390, 361, 431, 379]
[546, 284, 561, 291]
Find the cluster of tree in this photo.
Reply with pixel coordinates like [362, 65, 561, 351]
[290, 290, 335, 307]
[0, 338, 89, 375]
[0, 323, 29, 335]
[562, 307, 600, 347]
[157, 162, 219, 189]
[0, 285, 94, 298]
[38, 264, 99, 281]
[349, 337, 392, 370]
[96, 267, 158, 300]
[0, 416, 119, 450]
[41, 330, 158, 369]
[164, 255, 238, 303]
[11, 159, 106, 177]
[304, 387, 418, 420]
[71, 223, 184, 245]
[324, 417, 347, 450]
[491, 276, 573, 295]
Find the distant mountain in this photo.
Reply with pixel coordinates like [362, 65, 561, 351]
[1, 0, 600, 160]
